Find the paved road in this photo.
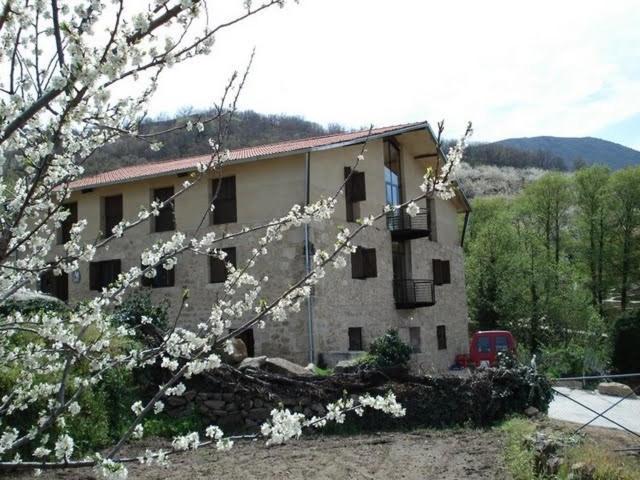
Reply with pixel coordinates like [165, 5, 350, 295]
[548, 387, 640, 433]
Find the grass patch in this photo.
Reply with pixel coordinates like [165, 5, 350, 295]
[501, 417, 538, 480]
[500, 417, 640, 480]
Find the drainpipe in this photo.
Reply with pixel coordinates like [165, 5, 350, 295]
[304, 152, 315, 364]
[460, 211, 470, 248]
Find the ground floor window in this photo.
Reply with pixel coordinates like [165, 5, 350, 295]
[39, 270, 68, 301]
[229, 327, 255, 357]
[348, 327, 363, 351]
[437, 325, 447, 350]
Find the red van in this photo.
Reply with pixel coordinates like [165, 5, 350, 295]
[456, 330, 517, 368]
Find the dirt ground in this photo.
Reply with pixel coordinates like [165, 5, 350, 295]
[20, 429, 509, 480]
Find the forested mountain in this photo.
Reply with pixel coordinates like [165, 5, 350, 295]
[84, 110, 346, 174]
[494, 136, 640, 170]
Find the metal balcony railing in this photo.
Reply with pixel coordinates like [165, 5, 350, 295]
[386, 210, 430, 240]
[393, 279, 436, 309]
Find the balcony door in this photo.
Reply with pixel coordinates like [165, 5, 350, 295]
[392, 241, 410, 280]
[384, 140, 402, 207]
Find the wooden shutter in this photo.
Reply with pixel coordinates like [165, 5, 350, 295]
[442, 260, 451, 284]
[363, 248, 377, 278]
[212, 177, 237, 224]
[344, 167, 354, 222]
[153, 187, 175, 232]
[90, 262, 99, 290]
[350, 171, 366, 202]
[433, 259, 443, 285]
[104, 195, 123, 235]
[40, 271, 54, 296]
[57, 272, 69, 301]
[141, 265, 152, 287]
[106, 260, 121, 287]
[59, 202, 78, 244]
[210, 248, 235, 283]
[351, 247, 365, 279]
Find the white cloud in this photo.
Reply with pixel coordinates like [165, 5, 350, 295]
[148, 0, 640, 146]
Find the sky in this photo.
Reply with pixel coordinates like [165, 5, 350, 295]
[148, 0, 640, 150]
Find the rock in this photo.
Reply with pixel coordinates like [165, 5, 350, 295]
[222, 393, 235, 402]
[569, 462, 595, 479]
[221, 338, 248, 365]
[597, 382, 637, 399]
[546, 456, 562, 475]
[334, 359, 361, 373]
[203, 400, 226, 410]
[238, 356, 267, 371]
[183, 390, 197, 401]
[253, 398, 263, 408]
[165, 396, 187, 407]
[525, 406, 540, 417]
[264, 357, 313, 376]
[248, 407, 271, 420]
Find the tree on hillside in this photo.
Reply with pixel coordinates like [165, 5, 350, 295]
[0, 1, 472, 474]
[607, 167, 640, 310]
[574, 166, 612, 313]
[520, 173, 573, 265]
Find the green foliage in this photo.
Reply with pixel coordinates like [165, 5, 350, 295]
[143, 409, 204, 438]
[112, 289, 169, 330]
[366, 329, 412, 368]
[540, 341, 609, 378]
[611, 310, 640, 374]
[500, 418, 538, 480]
[0, 294, 69, 318]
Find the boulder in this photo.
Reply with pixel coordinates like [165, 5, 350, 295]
[264, 357, 313, 376]
[222, 338, 248, 365]
[597, 382, 637, 399]
[525, 406, 540, 417]
[238, 356, 267, 371]
[334, 358, 361, 373]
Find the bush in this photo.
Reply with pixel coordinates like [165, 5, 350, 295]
[112, 290, 169, 331]
[612, 310, 640, 374]
[539, 341, 609, 378]
[366, 329, 412, 369]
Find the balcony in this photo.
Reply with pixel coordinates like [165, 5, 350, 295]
[386, 210, 430, 240]
[393, 279, 435, 309]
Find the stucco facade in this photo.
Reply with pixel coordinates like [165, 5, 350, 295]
[49, 124, 470, 371]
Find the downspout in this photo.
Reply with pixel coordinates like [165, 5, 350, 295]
[460, 211, 470, 248]
[304, 152, 315, 364]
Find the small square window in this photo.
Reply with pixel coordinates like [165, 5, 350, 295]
[351, 247, 377, 279]
[141, 264, 175, 288]
[409, 327, 421, 353]
[348, 327, 363, 351]
[210, 247, 236, 283]
[89, 260, 121, 291]
[437, 325, 447, 350]
[152, 187, 175, 232]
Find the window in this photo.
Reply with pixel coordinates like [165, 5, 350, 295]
[432, 259, 451, 285]
[351, 247, 377, 279]
[142, 265, 175, 288]
[103, 194, 123, 236]
[89, 260, 121, 290]
[152, 187, 175, 232]
[348, 327, 363, 351]
[58, 202, 77, 244]
[384, 140, 402, 206]
[211, 176, 237, 224]
[436, 325, 447, 350]
[344, 167, 366, 222]
[495, 335, 509, 352]
[210, 247, 236, 283]
[409, 327, 421, 353]
[40, 270, 68, 302]
[228, 328, 255, 357]
[477, 335, 491, 353]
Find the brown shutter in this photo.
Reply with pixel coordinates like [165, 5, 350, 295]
[212, 177, 237, 224]
[433, 259, 443, 285]
[104, 195, 123, 235]
[363, 248, 377, 278]
[351, 171, 366, 202]
[344, 167, 354, 222]
[351, 247, 364, 279]
[59, 202, 78, 244]
[90, 262, 99, 290]
[166, 267, 175, 287]
[57, 272, 69, 302]
[210, 248, 235, 283]
[153, 187, 175, 232]
[443, 260, 451, 284]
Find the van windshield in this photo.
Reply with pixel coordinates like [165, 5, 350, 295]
[477, 336, 491, 353]
[496, 336, 509, 352]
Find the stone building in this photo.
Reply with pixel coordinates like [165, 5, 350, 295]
[44, 121, 471, 372]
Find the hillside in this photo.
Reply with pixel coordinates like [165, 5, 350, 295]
[494, 136, 640, 170]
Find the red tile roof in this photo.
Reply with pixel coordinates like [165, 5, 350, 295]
[70, 121, 430, 190]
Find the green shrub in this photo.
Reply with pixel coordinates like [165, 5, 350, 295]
[112, 290, 169, 331]
[366, 329, 412, 368]
[612, 310, 640, 374]
[143, 409, 204, 438]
